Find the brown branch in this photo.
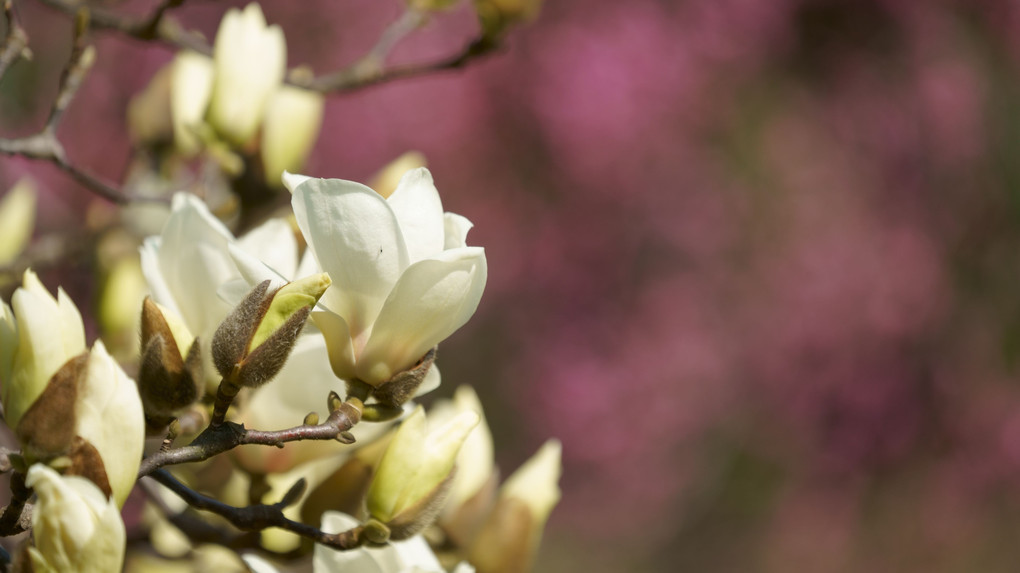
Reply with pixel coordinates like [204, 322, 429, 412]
[137, 399, 363, 477]
[147, 469, 366, 550]
[0, 472, 31, 537]
[0, 11, 168, 205]
[296, 31, 499, 94]
[37, 0, 210, 54]
[0, 0, 29, 79]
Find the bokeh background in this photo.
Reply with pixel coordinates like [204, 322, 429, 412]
[7, 0, 1020, 571]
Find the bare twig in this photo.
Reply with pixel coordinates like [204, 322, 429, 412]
[137, 400, 363, 477]
[147, 469, 366, 550]
[0, 472, 31, 537]
[37, 0, 210, 54]
[297, 30, 499, 94]
[0, 0, 29, 79]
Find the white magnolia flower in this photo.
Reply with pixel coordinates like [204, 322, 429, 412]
[286, 168, 487, 386]
[207, 3, 286, 146]
[76, 341, 145, 507]
[0, 270, 86, 429]
[170, 50, 215, 156]
[25, 464, 126, 573]
[430, 385, 494, 515]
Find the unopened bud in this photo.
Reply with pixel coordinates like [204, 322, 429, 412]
[0, 178, 36, 266]
[138, 298, 203, 426]
[367, 406, 479, 540]
[303, 412, 319, 426]
[212, 274, 330, 388]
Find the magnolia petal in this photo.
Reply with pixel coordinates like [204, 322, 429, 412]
[311, 310, 357, 382]
[153, 193, 237, 335]
[0, 178, 36, 265]
[238, 218, 299, 280]
[501, 439, 563, 526]
[261, 86, 324, 186]
[139, 237, 181, 319]
[76, 341, 145, 507]
[0, 301, 16, 391]
[357, 247, 487, 385]
[387, 168, 446, 264]
[228, 243, 289, 292]
[293, 178, 410, 335]
[396, 410, 479, 515]
[282, 171, 312, 194]
[416, 363, 441, 398]
[169, 51, 214, 156]
[443, 212, 474, 250]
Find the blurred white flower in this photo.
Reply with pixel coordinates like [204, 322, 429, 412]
[261, 85, 324, 186]
[0, 178, 36, 266]
[25, 464, 126, 573]
[207, 3, 286, 147]
[170, 51, 215, 156]
[287, 168, 487, 386]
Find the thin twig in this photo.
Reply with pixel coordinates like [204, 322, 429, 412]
[37, 0, 210, 54]
[0, 0, 29, 79]
[298, 35, 498, 94]
[137, 400, 362, 477]
[147, 469, 366, 550]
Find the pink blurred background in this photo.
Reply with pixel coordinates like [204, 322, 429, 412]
[8, 0, 1020, 570]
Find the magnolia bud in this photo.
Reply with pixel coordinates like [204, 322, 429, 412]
[138, 298, 203, 427]
[469, 440, 561, 573]
[0, 178, 36, 266]
[1, 270, 86, 430]
[372, 347, 437, 407]
[128, 62, 174, 146]
[368, 152, 427, 199]
[367, 406, 479, 540]
[170, 50, 214, 156]
[261, 85, 324, 186]
[433, 385, 496, 546]
[212, 274, 331, 388]
[207, 3, 286, 147]
[24, 464, 126, 573]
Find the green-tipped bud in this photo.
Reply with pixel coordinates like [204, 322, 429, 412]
[367, 406, 479, 540]
[138, 298, 203, 427]
[0, 178, 37, 266]
[212, 274, 330, 388]
[470, 440, 562, 573]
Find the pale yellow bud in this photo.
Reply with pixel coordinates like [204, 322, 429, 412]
[26, 464, 126, 573]
[128, 63, 174, 145]
[208, 3, 286, 147]
[170, 51, 214, 156]
[2, 270, 86, 430]
[367, 406, 479, 538]
[261, 85, 324, 186]
[0, 178, 36, 266]
[368, 151, 427, 199]
[431, 385, 494, 514]
[474, 0, 541, 39]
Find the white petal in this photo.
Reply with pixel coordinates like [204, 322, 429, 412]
[311, 310, 357, 382]
[282, 171, 312, 194]
[241, 553, 282, 573]
[170, 51, 214, 156]
[76, 341, 145, 507]
[228, 243, 289, 291]
[139, 237, 181, 318]
[357, 247, 486, 384]
[238, 218, 299, 280]
[387, 168, 446, 264]
[416, 363, 441, 398]
[292, 178, 409, 336]
[443, 212, 474, 250]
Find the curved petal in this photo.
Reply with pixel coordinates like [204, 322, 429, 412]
[292, 178, 409, 335]
[282, 171, 311, 194]
[237, 218, 298, 280]
[228, 243, 289, 291]
[387, 168, 445, 264]
[443, 212, 474, 250]
[311, 310, 356, 382]
[357, 247, 487, 384]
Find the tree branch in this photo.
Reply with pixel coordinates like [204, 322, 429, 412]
[37, 0, 211, 54]
[0, 0, 29, 79]
[147, 469, 366, 550]
[137, 399, 363, 477]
